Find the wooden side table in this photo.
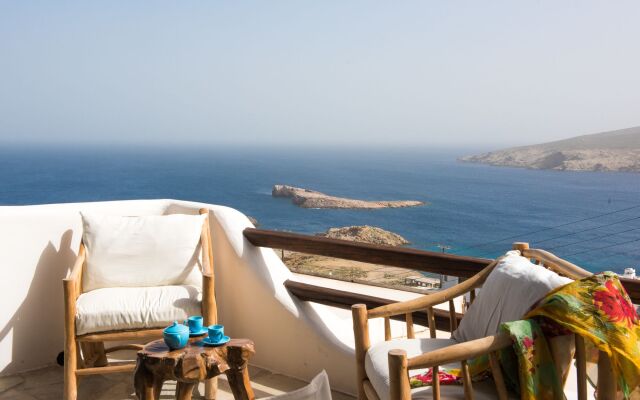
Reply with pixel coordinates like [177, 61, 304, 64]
[133, 337, 255, 400]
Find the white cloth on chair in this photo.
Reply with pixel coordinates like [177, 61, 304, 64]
[366, 250, 572, 400]
[75, 285, 202, 335]
[453, 250, 571, 342]
[81, 213, 206, 292]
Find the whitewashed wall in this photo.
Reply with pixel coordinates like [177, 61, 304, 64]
[0, 200, 356, 394]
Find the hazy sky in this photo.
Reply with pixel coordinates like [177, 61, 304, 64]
[1, 1, 639, 148]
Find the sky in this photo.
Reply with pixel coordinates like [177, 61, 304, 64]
[1, 1, 639, 149]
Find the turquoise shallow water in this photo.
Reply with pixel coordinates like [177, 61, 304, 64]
[1, 145, 638, 274]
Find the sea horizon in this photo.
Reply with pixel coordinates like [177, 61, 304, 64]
[1, 145, 638, 274]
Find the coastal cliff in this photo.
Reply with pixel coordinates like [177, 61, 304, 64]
[272, 185, 424, 209]
[460, 126, 640, 172]
[281, 225, 439, 291]
[321, 225, 409, 246]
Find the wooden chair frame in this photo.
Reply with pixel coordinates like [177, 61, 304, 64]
[352, 242, 618, 400]
[63, 208, 218, 400]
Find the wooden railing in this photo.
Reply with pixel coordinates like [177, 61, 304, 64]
[243, 227, 640, 305]
[284, 280, 462, 332]
[243, 228, 492, 277]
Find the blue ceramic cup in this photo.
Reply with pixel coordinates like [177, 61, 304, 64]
[187, 316, 203, 333]
[208, 324, 224, 343]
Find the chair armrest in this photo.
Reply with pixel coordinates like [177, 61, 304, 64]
[521, 248, 590, 280]
[368, 258, 500, 319]
[407, 332, 511, 369]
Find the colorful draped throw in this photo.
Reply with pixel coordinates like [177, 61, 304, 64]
[410, 272, 640, 399]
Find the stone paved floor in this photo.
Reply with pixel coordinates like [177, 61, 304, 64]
[0, 365, 355, 400]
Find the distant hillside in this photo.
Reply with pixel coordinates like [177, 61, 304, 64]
[460, 126, 640, 172]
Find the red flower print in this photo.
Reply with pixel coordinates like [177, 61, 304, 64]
[593, 280, 638, 328]
[522, 336, 534, 349]
[411, 369, 460, 385]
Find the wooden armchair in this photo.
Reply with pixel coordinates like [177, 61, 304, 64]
[352, 242, 617, 400]
[63, 209, 217, 400]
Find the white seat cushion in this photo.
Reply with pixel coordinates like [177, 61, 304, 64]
[365, 338, 516, 400]
[81, 213, 206, 292]
[453, 250, 572, 343]
[75, 285, 202, 335]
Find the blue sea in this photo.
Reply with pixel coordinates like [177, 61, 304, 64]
[1, 145, 639, 274]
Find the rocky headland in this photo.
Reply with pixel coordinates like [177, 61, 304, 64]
[281, 225, 438, 291]
[320, 225, 409, 246]
[272, 185, 424, 209]
[460, 126, 640, 172]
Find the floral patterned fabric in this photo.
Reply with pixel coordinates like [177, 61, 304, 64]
[500, 320, 563, 400]
[524, 272, 640, 398]
[409, 272, 640, 399]
[409, 353, 491, 388]
[410, 369, 460, 387]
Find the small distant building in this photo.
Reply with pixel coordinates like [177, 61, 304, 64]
[622, 268, 637, 280]
[440, 275, 459, 290]
[404, 275, 440, 288]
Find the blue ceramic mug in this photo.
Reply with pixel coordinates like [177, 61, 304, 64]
[187, 316, 203, 333]
[208, 324, 224, 343]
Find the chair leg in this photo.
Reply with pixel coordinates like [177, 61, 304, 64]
[352, 304, 371, 400]
[205, 377, 217, 400]
[80, 341, 109, 368]
[64, 335, 78, 400]
[388, 350, 411, 400]
[93, 342, 108, 367]
[80, 342, 92, 367]
[64, 279, 78, 400]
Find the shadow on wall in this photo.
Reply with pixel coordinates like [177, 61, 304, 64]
[0, 230, 77, 375]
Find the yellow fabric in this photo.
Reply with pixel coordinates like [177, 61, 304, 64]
[525, 272, 640, 397]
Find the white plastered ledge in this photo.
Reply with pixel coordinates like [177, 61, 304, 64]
[1, 199, 419, 395]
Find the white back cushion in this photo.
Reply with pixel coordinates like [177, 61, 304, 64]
[81, 213, 206, 292]
[453, 250, 572, 343]
[264, 370, 332, 400]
